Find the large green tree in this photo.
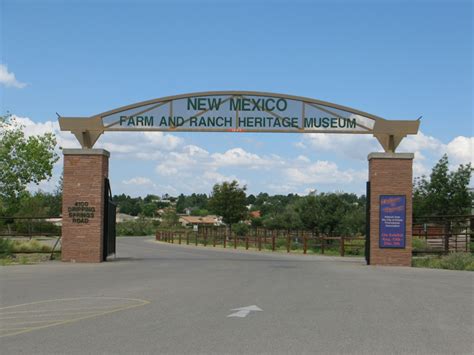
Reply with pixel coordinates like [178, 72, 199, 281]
[413, 154, 472, 217]
[0, 114, 58, 214]
[208, 180, 247, 236]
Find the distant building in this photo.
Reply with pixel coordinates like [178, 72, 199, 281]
[45, 217, 62, 226]
[116, 213, 137, 223]
[179, 215, 223, 227]
[249, 210, 261, 218]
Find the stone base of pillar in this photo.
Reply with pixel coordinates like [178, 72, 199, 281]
[61, 149, 110, 263]
[368, 153, 414, 266]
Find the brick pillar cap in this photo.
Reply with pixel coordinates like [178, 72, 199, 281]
[63, 148, 110, 157]
[368, 152, 414, 161]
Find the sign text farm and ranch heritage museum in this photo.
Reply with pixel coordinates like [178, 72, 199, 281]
[102, 94, 374, 133]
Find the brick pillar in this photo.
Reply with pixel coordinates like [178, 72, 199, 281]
[368, 153, 414, 266]
[62, 149, 110, 263]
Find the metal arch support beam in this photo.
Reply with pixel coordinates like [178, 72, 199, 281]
[57, 91, 421, 151]
[59, 116, 104, 149]
[372, 119, 420, 152]
[72, 130, 103, 149]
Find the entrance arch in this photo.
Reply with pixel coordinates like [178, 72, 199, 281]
[59, 91, 419, 265]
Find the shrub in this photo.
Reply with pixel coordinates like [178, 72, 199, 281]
[11, 239, 52, 253]
[412, 237, 428, 251]
[13, 220, 60, 236]
[232, 223, 250, 237]
[412, 253, 474, 271]
[0, 238, 13, 257]
[116, 218, 159, 236]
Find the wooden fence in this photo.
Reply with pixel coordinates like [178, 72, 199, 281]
[156, 227, 365, 257]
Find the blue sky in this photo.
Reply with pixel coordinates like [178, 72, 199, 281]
[1, 0, 472, 197]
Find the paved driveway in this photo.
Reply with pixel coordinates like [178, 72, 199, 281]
[1, 237, 472, 354]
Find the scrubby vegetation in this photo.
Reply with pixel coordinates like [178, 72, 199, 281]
[116, 218, 160, 236]
[0, 238, 58, 265]
[412, 237, 428, 251]
[412, 253, 474, 271]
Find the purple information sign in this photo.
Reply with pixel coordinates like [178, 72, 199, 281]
[379, 195, 406, 248]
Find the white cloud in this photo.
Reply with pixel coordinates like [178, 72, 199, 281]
[446, 136, 473, 165]
[203, 171, 242, 185]
[285, 160, 366, 185]
[302, 133, 380, 160]
[398, 131, 445, 154]
[143, 132, 183, 151]
[211, 148, 278, 168]
[122, 177, 154, 186]
[296, 155, 310, 163]
[0, 64, 27, 88]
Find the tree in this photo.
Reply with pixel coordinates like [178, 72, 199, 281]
[0, 114, 58, 214]
[246, 194, 256, 205]
[413, 154, 472, 217]
[208, 180, 247, 236]
[262, 206, 303, 230]
[160, 208, 180, 228]
[232, 222, 250, 236]
[293, 195, 322, 231]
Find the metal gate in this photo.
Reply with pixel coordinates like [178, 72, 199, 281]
[365, 181, 370, 265]
[103, 178, 116, 261]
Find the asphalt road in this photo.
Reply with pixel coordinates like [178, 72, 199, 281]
[1, 237, 473, 355]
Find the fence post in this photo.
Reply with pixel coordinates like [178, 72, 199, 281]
[171, 232, 174, 243]
[340, 236, 345, 256]
[445, 222, 450, 254]
[223, 232, 226, 248]
[28, 221, 32, 240]
[186, 232, 190, 245]
[195, 232, 198, 246]
[246, 236, 249, 250]
[272, 232, 276, 251]
[287, 233, 291, 253]
[179, 233, 182, 245]
[234, 232, 237, 249]
[303, 235, 307, 254]
[213, 229, 216, 247]
[204, 230, 207, 246]
[321, 236, 325, 254]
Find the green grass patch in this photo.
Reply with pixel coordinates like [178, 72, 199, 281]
[412, 253, 474, 271]
[11, 239, 52, 253]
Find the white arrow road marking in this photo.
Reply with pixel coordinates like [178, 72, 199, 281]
[227, 305, 263, 318]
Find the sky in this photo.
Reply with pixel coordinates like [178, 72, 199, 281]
[1, 0, 472, 197]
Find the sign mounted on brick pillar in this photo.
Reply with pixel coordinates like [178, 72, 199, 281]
[368, 153, 414, 266]
[62, 149, 110, 263]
